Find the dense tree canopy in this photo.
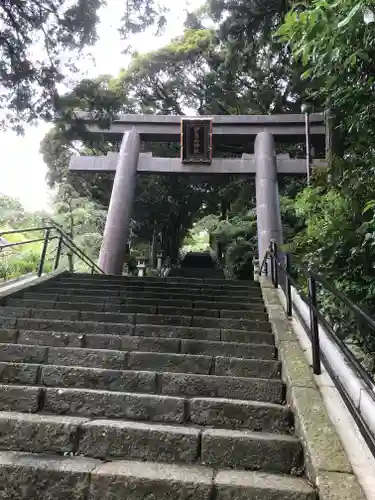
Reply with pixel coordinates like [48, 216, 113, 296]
[0, 0, 104, 129]
[8, 0, 369, 364]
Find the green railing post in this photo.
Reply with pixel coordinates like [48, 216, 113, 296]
[308, 276, 321, 375]
[273, 241, 279, 289]
[285, 253, 293, 317]
[54, 236, 63, 270]
[38, 228, 50, 277]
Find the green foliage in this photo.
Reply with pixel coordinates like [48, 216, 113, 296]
[225, 239, 255, 281]
[278, 0, 375, 140]
[0, 189, 105, 280]
[0, 194, 48, 281]
[275, 1, 375, 361]
[0, 0, 102, 129]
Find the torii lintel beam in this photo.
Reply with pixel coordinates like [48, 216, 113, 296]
[69, 153, 326, 175]
[73, 112, 326, 144]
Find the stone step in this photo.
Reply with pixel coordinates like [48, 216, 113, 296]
[0, 451, 316, 499]
[0, 382, 283, 418]
[85, 421, 299, 473]
[171, 274, 226, 280]
[44, 280, 259, 294]
[54, 277, 258, 291]
[159, 372, 283, 402]
[134, 324, 274, 344]
[33, 287, 264, 304]
[20, 292, 264, 309]
[6, 330, 275, 359]
[0, 384, 187, 422]
[0, 343, 281, 378]
[0, 306, 272, 331]
[0, 412, 300, 473]
[36, 281, 260, 293]
[201, 427, 302, 473]
[6, 298, 268, 319]
[0, 379, 288, 431]
[0, 316, 275, 343]
[65, 271, 256, 283]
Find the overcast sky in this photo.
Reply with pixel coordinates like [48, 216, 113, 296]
[0, 0, 203, 212]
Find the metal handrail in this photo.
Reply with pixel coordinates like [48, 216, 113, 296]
[0, 225, 105, 277]
[260, 238, 375, 456]
[0, 237, 57, 250]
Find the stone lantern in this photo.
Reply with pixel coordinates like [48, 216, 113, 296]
[136, 255, 147, 277]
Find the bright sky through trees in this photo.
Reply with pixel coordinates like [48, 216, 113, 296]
[0, 0, 203, 211]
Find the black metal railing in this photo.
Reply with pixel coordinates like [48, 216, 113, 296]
[260, 239, 375, 456]
[0, 225, 104, 282]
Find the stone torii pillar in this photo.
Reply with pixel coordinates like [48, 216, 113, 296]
[255, 131, 283, 265]
[98, 129, 140, 275]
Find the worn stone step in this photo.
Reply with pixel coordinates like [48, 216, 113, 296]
[6, 298, 268, 320]
[214, 357, 280, 378]
[54, 280, 259, 295]
[0, 361, 285, 417]
[0, 344, 215, 375]
[0, 361, 158, 394]
[134, 324, 274, 344]
[17, 330, 181, 353]
[0, 316, 134, 336]
[0, 360, 40, 385]
[36, 288, 263, 304]
[193, 299, 262, 309]
[0, 317, 275, 345]
[0, 328, 18, 344]
[181, 338, 275, 359]
[57, 281, 259, 296]
[214, 468, 316, 500]
[0, 412, 199, 462]
[0, 319, 275, 346]
[41, 365, 157, 393]
[0, 451, 316, 500]
[0, 373, 283, 415]
[201, 427, 302, 473]
[0, 343, 280, 378]
[189, 397, 290, 432]
[160, 372, 283, 403]
[44, 386, 186, 422]
[160, 305, 268, 319]
[0, 384, 42, 412]
[20, 292, 264, 309]
[79, 420, 201, 463]
[7, 330, 275, 359]
[22, 292, 195, 308]
[134, 313, 271, 332]
[3, 307, 136, 326]
[0, 372, 289, 431]
[220, 328, 274, 344]
[7, 298, 159, 315]
[43, 281, 260, 296]
[0, 412, 87, 454]
[78, 420, 300, 473]
[65, 271, 255, 281]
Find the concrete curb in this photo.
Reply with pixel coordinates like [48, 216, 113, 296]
[0, 269, 68, 301]
[260, 278, 367, 500]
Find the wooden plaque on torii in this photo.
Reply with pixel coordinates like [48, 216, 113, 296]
[180, 118, 212, 164]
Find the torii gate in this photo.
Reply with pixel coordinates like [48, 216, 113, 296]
[69, 113, 328, 275]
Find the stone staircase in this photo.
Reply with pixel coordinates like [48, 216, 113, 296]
[0, 270, 316, 499]
[170, 251, 224, 279]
